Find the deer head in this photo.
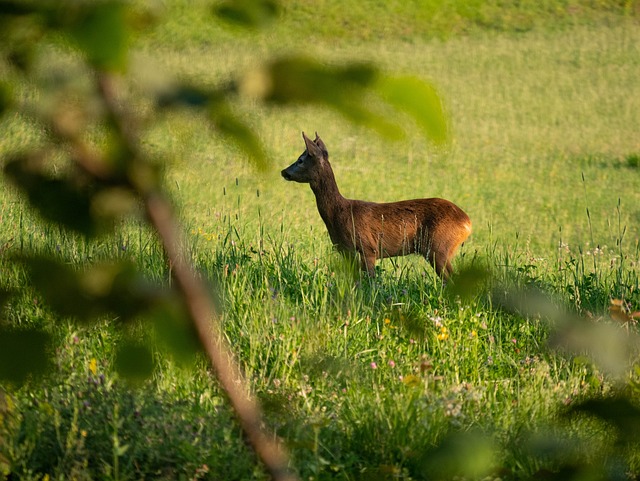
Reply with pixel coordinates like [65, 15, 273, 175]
[281, 132, 328, 184]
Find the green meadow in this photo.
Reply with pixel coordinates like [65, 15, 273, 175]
[1, 1, 640, 479]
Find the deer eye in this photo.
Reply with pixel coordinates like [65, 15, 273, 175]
[297, 159, 304, 165]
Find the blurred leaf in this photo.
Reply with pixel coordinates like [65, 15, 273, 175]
[568, 396, 640, 445]
[264, 57, 377, 104]
[446, 265, 491, 301]
[4, 154, 137, 235]
[419, 429, 496, 479]
[4, 155, 97, 236]
[154, 85, 267, 168]
[0, 1, 45, 71]
[0, 0, 62, 20]
[152, 298, 202, 365]
[402, 374, 422, 388]
[82, 261, 154, 321]
[0, 287, 13, 309]
[213, 0, 279, 29]
[7, 43, 37, 72]
[377, 76, 449, 144]
[0, 0, 39, 16]
[492, 284, 565, 321]
[90, 186, 137, 220]
[19, 255, 157, 322]
[19, 255, 93, 319]
[209, 103, 268, 170]
[157, 85, 215, 109]
[115, 340, 154, 382]
[0, 327, 51, 385]
[549, 317, 638, 379]
[0, 82, 12, 117]
[494, 285, 639, 378]
[256, 56, 403, 138]
[68, 2, 129, 72]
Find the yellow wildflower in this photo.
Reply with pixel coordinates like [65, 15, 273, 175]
[437, 326, 449, 341]
[89, 358, 97, 376]
[402, 374, 421, 387]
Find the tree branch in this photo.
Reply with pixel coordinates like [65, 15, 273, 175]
[95, 74, 297, 481]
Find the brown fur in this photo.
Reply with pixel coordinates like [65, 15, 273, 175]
[281, 132, 472, 278]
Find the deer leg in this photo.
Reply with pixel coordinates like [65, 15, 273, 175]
[429, 249, 450, 280]
[359, 252, 377, 277]
[443, 260, 453, 279]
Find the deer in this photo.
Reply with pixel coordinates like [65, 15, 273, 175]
[281, 132, 472, 280]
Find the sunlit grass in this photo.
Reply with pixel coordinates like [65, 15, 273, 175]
[150, 22, 640, 259]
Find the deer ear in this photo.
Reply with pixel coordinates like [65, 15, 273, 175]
[302, 131, 323, 159]
[314, 133, 328, 159]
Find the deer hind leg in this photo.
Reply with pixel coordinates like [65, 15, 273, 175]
[428, 248, 451, 280]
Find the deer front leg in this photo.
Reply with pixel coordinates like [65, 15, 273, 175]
[360, 252, 377, 277]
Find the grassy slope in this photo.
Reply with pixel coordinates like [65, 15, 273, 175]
[1, 1, 640, 480]
[143, 2, 640, 265]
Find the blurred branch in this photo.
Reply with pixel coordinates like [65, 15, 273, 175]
[94, 73, 297, 481]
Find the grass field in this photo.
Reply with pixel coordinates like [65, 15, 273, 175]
[1, 1, 640, 480]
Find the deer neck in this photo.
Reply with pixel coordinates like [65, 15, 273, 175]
[310, 163, 346, 224]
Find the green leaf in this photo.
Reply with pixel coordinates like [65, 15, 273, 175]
[264, 56, 378, 105]
[18, 256, 156, 323]
[494, 285, 639, 378]
[213, 0, 279, 29]
[152, 299, 202, 366]
[18, 255, 95, 319]
[568, 396, 640, 445]
[209, 103, 269, 170]
[4, 155, 136, 235]
[419, 429, 496, 479]
[68, 2, 129, 72]
[446, 265, 491, 301]
[154, 85, 267, 168]
[259, 56, 402, 138]
[4, 155, 97, 236]
[157, 85, 213, 109]
[82, 261, 153, 322]
[115, 340, 154, 382]
[0, 81, 13, 117]
[0, 0, 38, 16]
[0, 327, 51, 386]
[0, 288, 13, 309]
[377, 75, 448, 144]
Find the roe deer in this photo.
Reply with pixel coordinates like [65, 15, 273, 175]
[281, 132, 472, 279]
